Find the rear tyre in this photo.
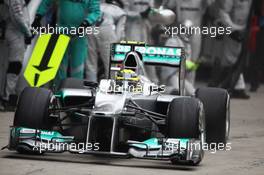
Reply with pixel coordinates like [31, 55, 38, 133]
[14, 87, 53, 130]
[196, 87, 230, 145]
[167, 97, 205, 166]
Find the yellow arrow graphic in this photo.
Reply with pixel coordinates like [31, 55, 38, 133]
[24, 34, 70, 87]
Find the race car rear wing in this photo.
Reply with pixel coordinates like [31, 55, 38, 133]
[109, 42, 186, 95]
[110, 42, 185, 67]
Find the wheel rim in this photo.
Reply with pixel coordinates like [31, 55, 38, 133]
[199, 101, 206, 145]
[225, 94, 231, 141]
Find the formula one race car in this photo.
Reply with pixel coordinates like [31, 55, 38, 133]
[6, 41, 230, 166]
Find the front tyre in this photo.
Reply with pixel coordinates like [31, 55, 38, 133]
[13, 87, 54, 154]
[14, 87, 54, 130]
[167, 97, 205, 165]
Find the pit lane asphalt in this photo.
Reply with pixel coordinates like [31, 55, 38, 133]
[0, 86, 264, 175]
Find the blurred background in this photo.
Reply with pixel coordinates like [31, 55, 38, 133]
[0, 0, 263, 111]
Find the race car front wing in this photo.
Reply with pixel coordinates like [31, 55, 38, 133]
[6, 126, 203, 165]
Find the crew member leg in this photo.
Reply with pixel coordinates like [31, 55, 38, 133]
[54, 42, 70, 87]
[188, 33, 202, 84]
[70, 37, 87, 79]
[97, 26, 117, 80]
[3, 31, 25, 102]
[86, 34, 98, 82]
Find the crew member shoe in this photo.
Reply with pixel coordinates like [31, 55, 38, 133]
[230, 90, 250, 99]
[0, 100, 5, 112]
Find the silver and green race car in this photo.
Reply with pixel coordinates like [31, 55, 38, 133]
[6, 41, 230, 166]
